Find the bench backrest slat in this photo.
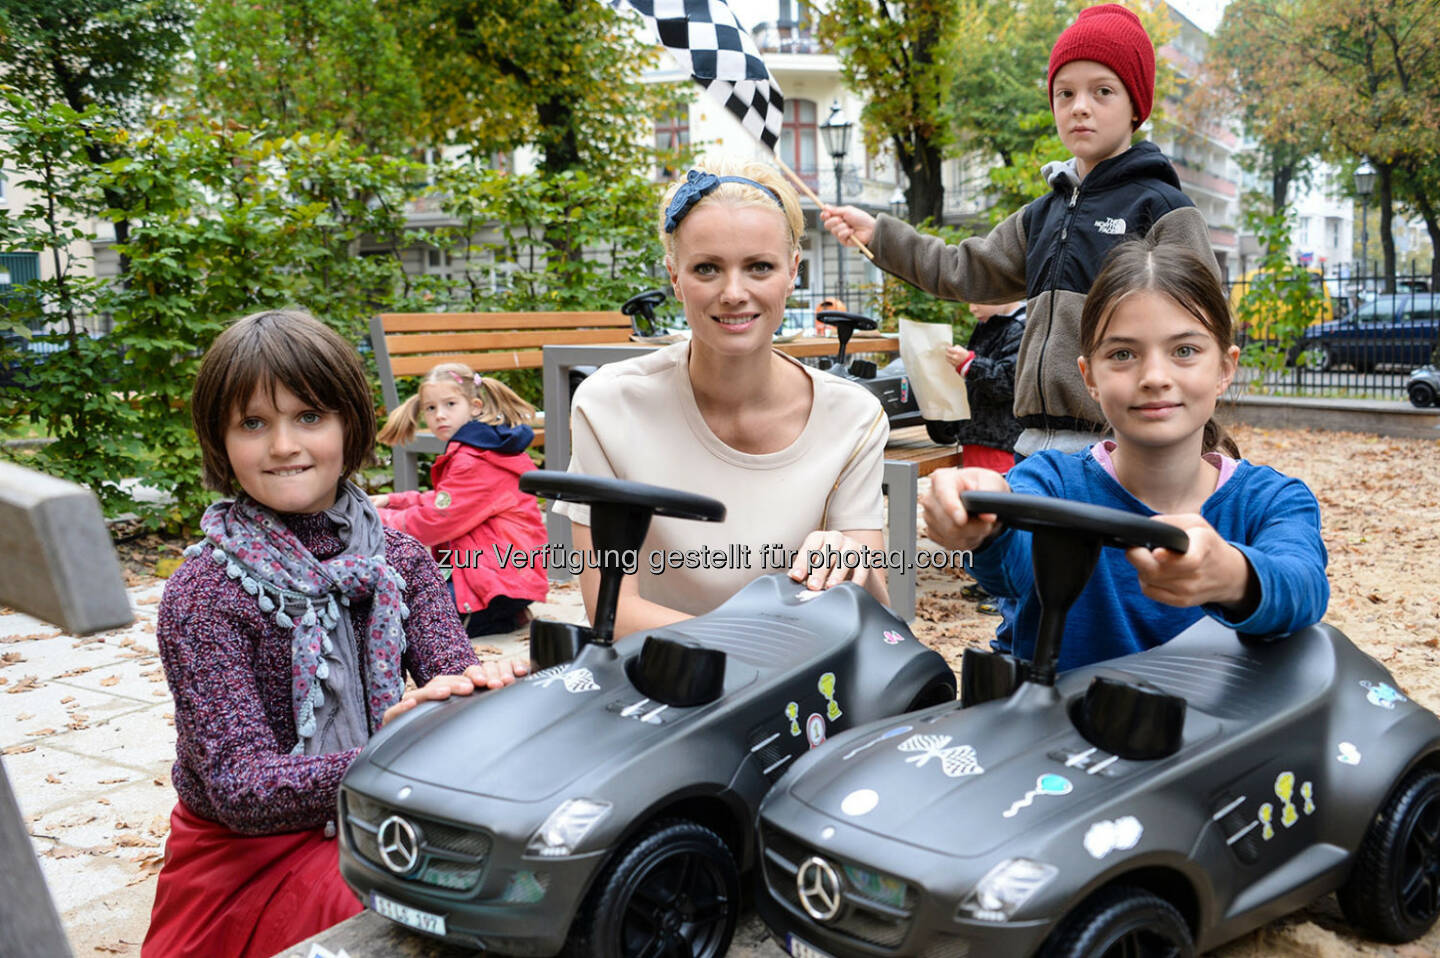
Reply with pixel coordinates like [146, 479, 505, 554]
[385, 328, 633, 355]
[379, 312, 631, 333]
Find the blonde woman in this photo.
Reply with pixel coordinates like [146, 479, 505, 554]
[555, 159, 890, 638]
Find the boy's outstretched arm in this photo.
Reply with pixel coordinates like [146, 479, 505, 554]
[920, 467, 1011, 552]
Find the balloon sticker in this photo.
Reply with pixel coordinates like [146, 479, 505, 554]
[528, 663, 599, 694]
[843, 725, 913, 761]
[1003, 774, 1073, 818]
[1337, 742, 1362, 765]
[882, 630, 905, 645]
[785, 702, 801, 736]
[1257, 769, 1315, 840]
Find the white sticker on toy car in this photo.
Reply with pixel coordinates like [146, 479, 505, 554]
[1003, 773, 1073, 818]
[806, 712, 827, 748]
[818, 672, 843, 720]
[898, 734, 984, 778]
[1360, 680, 1407, 709]
[841, 788, 879, 816]
[528, 663, 600, 693]
[1083, 816, 1143, 859]
[882, 629, 905, 644]
[794, 589, 822, 602]
[1337, 741, 1362, 765]
[843, 724, 912, 760]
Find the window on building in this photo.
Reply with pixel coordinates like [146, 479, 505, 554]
[779, 99, 818, 187]
[654, 108, 690, 180]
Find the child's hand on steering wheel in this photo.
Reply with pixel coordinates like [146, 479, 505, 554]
[922, 467, 1011, 552]
[1126, 514, 1258, 616]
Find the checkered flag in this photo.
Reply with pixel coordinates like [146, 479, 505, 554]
[606, 0, 785, 151]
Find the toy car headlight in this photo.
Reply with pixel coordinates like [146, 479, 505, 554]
[526, 799, 611, 858]
[957, 859, 1057, 923]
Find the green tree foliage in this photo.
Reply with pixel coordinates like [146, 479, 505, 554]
[392, 0, 671, 177]
[818, 0, 959, 226]
[189, 0, 423, 156]
[1213, 0, 1440, 288]
[0, 89, 664, 527]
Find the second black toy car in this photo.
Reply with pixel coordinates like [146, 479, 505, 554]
[757, 492, 1440, 958]
[338, 472, 955, 957]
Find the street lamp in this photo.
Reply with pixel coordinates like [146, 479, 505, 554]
[820, 100, 853, 299]
[1354, 161, 1375, 294]
[889, 185, 907, 222]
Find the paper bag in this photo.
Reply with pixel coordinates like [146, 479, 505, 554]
[899, 319, 970, 421]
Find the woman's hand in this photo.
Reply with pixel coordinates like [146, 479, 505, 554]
[369, 494, 390, 509]
[921, 467, 1011, 552]
[380, 659, 530, 725]
[821, 205, 877, 249]
[1126, 515, 1257, 615]
[789, 529, 889, 604]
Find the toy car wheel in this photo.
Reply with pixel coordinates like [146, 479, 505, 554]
[1039, 885, 1194, 958]
[904, 674, 957, 711]
[574, 819, 740, 958]
[1410, 380, 1438, 408]
[1337, 767, 1440, 943]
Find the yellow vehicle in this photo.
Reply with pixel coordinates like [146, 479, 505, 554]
[1228, 266, 1334, 344]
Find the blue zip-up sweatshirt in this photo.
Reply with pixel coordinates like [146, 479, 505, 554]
[972, 448, 1329, 672]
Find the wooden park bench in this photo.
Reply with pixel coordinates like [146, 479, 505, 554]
[370, 310, 634, 492]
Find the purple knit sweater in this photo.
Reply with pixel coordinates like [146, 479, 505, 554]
[157, 511, 478, 834]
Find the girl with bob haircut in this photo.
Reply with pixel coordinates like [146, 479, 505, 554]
[145, 310, 522, 958]
[922, 241, 1329, 672]
[553, 157, 891, 638]
[373, 363, 548, 636]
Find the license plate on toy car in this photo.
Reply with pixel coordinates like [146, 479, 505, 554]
[788, 934, 834, 958]
[371, 891, 447, 936]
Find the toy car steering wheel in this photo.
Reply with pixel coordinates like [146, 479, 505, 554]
[961, 491, 1189, 554]
[522, 472, 724, 523]
[958, 491, 1188, 687]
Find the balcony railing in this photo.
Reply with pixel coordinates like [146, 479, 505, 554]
[751, 20, 824, 55]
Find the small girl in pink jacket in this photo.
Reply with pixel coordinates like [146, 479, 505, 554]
[373, 364, 548, 635]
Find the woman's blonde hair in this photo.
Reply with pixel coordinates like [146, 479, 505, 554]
[376, 362, 536, 447]
[658, 157, 805, 261]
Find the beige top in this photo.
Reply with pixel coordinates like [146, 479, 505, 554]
[554, 342, 888, 615]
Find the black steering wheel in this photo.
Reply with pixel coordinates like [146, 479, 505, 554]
[521, 472, 725, 523]
[621, 288, 669, 321]
[961, 491, 1189, 554]
[814, 310, 877, 333]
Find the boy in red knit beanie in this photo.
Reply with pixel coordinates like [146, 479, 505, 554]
[824, 3, 1219, 458]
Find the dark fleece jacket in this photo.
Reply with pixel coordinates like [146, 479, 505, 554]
[870, 141, 1219, 434]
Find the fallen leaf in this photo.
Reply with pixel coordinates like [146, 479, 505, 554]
[16, 712, 33, 721]
[6, 675, 40, 694]
[98, 777, 127, 785]
[45, 773, 62, 784]
[44, 844, 83, 858]
[2, 744, 35, 755]
[0, 652, 22, 665]
[60, 695, 76, 705]
[26, 727, 56, 736]
[55, 666, 93, 678]
[99, 675, 120, 687]
[1366, 593, 1385, 604]
[97, 797, 111, 805]
[114, 833, 160, 848]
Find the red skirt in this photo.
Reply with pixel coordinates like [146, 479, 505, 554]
[142, 802, 362, 958]
[962, 444, 1015, 474]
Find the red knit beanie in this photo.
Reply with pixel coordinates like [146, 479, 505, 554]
[1048, 4, 1155, 129]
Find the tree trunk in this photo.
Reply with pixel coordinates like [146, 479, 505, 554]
[899, 134, 945, 227]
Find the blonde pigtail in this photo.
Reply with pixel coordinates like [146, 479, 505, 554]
[376, 394, 424, 447]
[476, 377, 537, 426]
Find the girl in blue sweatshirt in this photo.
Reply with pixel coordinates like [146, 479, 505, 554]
[923, 240, 1329, 671]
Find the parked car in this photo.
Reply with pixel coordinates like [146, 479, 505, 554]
[1408, 366, 1440, 408]
[338, 471, 956, 957]
[1290, 292, 1440, 372]
[756, 491, 1440, 958]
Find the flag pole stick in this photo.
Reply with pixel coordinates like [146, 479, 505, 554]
[772, 154, 875, 262]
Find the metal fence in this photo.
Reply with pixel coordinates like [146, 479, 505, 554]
[1224, 267, 1436, 402]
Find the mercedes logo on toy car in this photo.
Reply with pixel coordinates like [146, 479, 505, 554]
[377, 815, 419, 876]
[796, 856, 842, 921]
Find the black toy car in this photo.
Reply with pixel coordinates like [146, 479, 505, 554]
[338, 472, 956, 956]
[757, 492, 1440, 957]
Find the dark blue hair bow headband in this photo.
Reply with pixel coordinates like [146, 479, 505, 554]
[663, 169, 786, 234]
